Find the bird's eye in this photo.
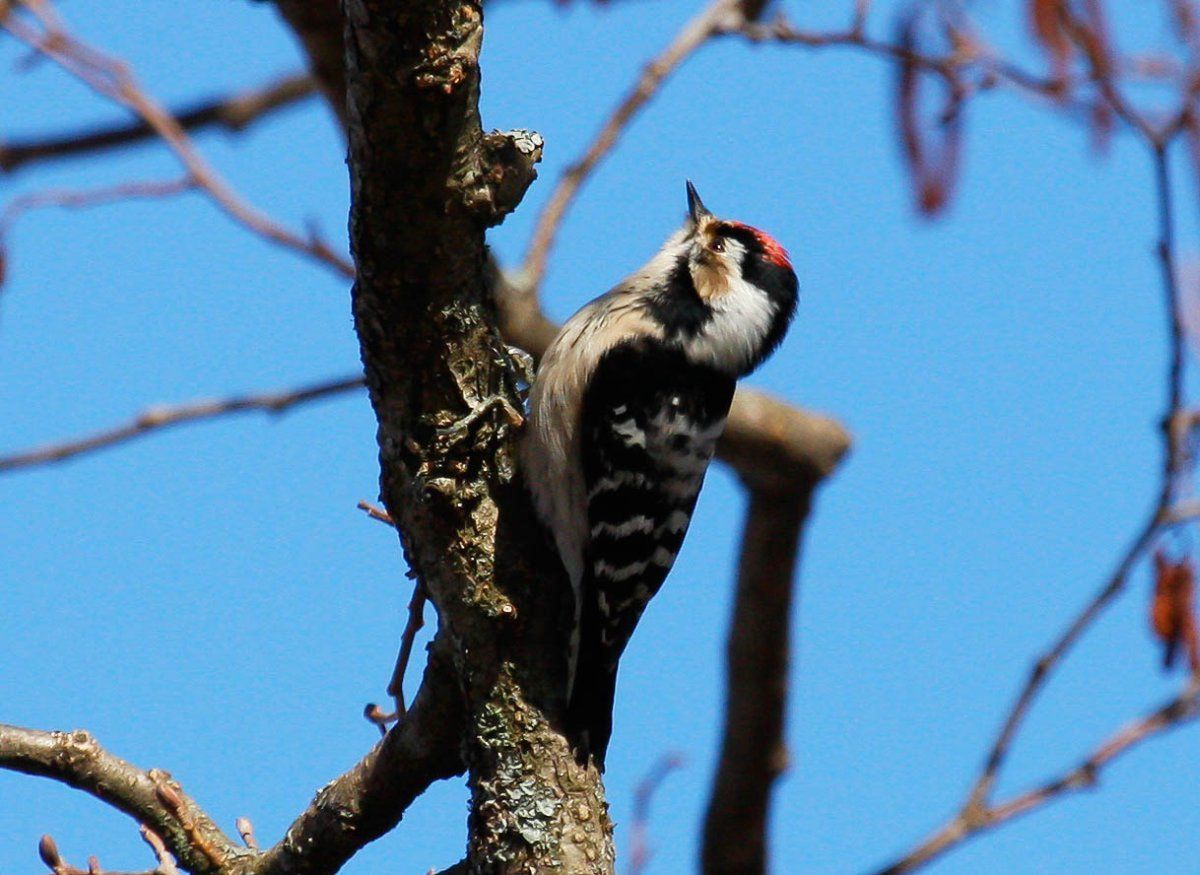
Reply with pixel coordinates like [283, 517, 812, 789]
[711, 239, 725, 253]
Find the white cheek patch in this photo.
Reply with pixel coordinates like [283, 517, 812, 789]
[684, 274, 777, 374]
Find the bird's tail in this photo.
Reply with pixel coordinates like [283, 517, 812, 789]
[566, 639, 618, 771]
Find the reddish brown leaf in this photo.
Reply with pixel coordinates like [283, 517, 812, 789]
[1151, 550, 1198, 671]
[894, 13, 962, 217]
[1078, 0, 1116, 78]
[1028, 0, 1072, 91]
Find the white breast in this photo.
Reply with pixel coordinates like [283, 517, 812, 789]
[684, 273, 777, 375]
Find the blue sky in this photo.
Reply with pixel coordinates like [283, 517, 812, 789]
[2, 2, 1197, 873]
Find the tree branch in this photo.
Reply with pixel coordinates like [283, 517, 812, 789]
[341, 1, 610, 871]
[0, 176, 198, 272]
[875, 682, 1200, 875]
[871, 79, 1198, 875]
[271, 2, 345, 128]
[0, 73, 316, 174]
[0, 2, 354, 279]
[1, 637, 467, 875]
[0, 725, 242, 875]
[701, 484, 817, 875]
[515, 0, 745, 295]
[0, 375, 363, 474]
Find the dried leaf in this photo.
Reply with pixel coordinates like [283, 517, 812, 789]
[1077, 0, 1116, 79]
[894, 12, 962, 217]
[1028, 0, 1072, 91]
[1151, 550, 1198, 671]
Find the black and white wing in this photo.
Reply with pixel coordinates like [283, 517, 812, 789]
[567, 339, 735, 767]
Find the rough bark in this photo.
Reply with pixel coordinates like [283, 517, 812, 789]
[341, 2, 613, 872]
[0, 724, 245, 875]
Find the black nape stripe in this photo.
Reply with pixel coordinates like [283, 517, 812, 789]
[643, 253, 711, 340]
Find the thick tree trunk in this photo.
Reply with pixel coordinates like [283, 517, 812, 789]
[342, 2, 614, 871]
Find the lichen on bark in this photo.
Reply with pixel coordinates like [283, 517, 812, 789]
[342, 1, 614, 871]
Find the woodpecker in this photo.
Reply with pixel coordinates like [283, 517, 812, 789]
[521, 182, 798, 768]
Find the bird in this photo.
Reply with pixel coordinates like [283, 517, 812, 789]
[520, 181, 798, 768]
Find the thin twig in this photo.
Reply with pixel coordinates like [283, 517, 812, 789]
[0, 725, 237, 875]
[0, 73, 315, 173]
[0, 176, 197, 251]
[356, 500, 396, 527]
[0, 375, 364, 473]
[0, 2, 354, 279]
[515, 3, 1067, 297]
[628, 754, 684, 875]
[356, 499, 427, 726]
[36, 831, 165, 875]
[387, 581, 429, 718]
[516, 0, 743, 294]
[139, 825, 180, 875]
[988, 681, 1200, 822]
[877, 682, 1200, 875]
[873, 104, 1195, 875]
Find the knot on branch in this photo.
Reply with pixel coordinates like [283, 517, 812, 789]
[466, 129, 544, 228]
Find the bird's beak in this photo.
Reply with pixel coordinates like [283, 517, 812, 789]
[686, 180, 712, 224]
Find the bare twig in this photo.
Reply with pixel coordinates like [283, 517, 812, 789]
[0, 73, 315, 174]
[0, 725, 239, 875]
[0, 176, 197, 261]
[988, 681, 1200, 822]
[516, 0, 744, 294]
[387, 581, 428, 718]
[254, 633, 466, 875]
[36, 829, 168, 875]
[873, 103, 1196, 875]
[627, 754, 684, 875]
[728, 14, 1060, 102]
[3, 646, 466, 875]
[877, 682, 1200, 875]
[0, 375, 364, 473]
[140, 825, 180, 874]
[356, 499, 395, 527]
[233, 817, 258, 852]
[0, 2, 354, 279]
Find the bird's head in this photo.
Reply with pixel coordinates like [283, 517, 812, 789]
[659, 181, 798, 375]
